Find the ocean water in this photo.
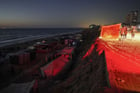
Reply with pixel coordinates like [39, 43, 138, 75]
[0, 28, 82, 47]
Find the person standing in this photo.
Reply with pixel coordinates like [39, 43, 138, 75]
[120, 26, 127, 39]
[120, 26, 124, 39]
[124, 26, 127, 39]
[131, 26, 135, 39]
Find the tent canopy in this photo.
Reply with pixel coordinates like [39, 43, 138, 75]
[40, 55, 69, 77]
[0, 80, 35, 93]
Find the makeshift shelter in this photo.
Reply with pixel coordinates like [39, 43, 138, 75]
[40, 47, 74, 78]
[59, 47, 74, 58]
[0, 80, 35, 93]
[60, 47, 74, 54]
[100, 23, 121, 39]
[40, 55, 69, 78]
[9, 51, 31, 65]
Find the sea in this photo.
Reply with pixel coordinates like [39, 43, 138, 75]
[0, 28, 83, 47]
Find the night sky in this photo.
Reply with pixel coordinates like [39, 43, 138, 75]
[0, 0, 140, 28]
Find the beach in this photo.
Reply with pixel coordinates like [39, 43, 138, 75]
[0, 27, 115, 93]
[0, 28, 82, 63]
[0, 29, 83, 90]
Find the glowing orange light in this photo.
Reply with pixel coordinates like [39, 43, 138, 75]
[100, 23, 121, 39]
[95, 38, 140, 92]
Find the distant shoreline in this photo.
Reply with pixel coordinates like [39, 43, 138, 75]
[0, 30, 82, 48]
[0, 28, 85, 30]
[0, 31, 82, 63]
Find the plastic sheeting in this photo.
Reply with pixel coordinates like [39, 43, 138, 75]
[19, 53, 30, 65]
[0, 80, 35, 93]
[40, 55, 69, 77]
[100, 23, 121, 39]
[60, 47, 74, 55]
[40, 47, 74, 78]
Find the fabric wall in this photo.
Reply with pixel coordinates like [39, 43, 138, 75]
[100, 23, 121, 39]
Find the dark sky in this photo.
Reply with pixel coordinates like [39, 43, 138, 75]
[0, 0, 140, 28]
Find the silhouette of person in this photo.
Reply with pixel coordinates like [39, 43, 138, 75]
[131, 26, 135, 39]
[124, 26, 127, 38]
[120, 25, 127, 39]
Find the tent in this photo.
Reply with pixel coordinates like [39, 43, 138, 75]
[0, 80, 35, 93]
[40, 55, 69, 78]
[100, 23, 121, 39]
[40, 47, 74, 78]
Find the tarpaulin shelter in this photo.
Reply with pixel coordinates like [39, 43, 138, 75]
[40, 47, 74, 78]
[0, 80, 35, 93]
[100, 23, 121, 39]
[59, 47, 74, 55]
[40, 55, 69, 78]
[9, 51, 30, 65]
[57, 47, 74, 59]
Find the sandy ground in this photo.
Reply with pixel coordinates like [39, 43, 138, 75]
[96, 34, 140, 92]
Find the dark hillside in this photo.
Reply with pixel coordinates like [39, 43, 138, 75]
[38, 27, 110, 93]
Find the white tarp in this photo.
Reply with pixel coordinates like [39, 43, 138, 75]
[0, 80, 35, 93]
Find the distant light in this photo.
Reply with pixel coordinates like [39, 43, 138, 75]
[89, 24, 96, 29]
[28, 46, 35, 50]
[36, 42, 41, 44]
[137, 25, 140, 29]
[42, 40, 46, 43]
[99, 36, 102, 39]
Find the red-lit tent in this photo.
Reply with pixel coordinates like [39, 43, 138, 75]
[40, 47, 74, 78]
[100, 23, 121, 39]
[60, 47, 74, 54]
[40, 55, 69, 78]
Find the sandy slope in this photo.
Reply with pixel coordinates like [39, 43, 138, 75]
[96, 38, 140, 92]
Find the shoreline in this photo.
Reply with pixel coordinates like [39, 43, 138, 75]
[0, 32, 81, 63]
[0, 31, 80, 48]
